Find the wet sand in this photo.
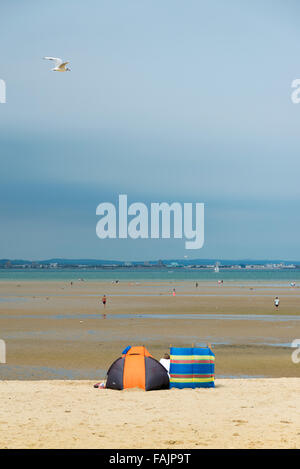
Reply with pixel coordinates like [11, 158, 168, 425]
[0, 281, 299, 379]
[0, 378, 299, 449]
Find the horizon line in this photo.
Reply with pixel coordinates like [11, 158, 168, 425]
[1, 257, 300, 264]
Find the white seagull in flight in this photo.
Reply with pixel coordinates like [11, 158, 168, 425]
[43, 57, 71, 72]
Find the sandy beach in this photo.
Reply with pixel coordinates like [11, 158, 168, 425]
[0, 378, 299, 449]
[0, 279, 299, 448]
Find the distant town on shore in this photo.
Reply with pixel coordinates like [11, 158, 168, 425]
[0, 258, 299, 270]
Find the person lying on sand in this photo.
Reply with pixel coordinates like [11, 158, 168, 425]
[94, 382, 105, 389]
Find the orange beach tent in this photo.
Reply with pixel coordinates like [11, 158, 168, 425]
[106, 346, 169, 391]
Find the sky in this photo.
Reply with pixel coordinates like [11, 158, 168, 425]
[1, 0, 300, 261]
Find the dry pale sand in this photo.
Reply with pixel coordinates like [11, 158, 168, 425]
[0, 379, 299, 449]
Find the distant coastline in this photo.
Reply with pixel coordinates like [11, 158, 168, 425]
[1, 258, 300, 271]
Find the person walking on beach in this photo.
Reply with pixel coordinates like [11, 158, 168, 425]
[274, 296, 280, 308]
[102, 295, 107, 308]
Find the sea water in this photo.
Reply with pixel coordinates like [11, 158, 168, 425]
[1, 267, 300, 283]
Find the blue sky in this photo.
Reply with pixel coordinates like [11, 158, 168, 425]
[1, 0, 300, 260]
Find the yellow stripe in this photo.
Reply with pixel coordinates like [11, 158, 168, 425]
[170, 377, 214, 383]
[170, 355, 215, 361]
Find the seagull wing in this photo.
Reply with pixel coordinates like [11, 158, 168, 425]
[58, 61, 69, 70]
[44, 57, 63, 67]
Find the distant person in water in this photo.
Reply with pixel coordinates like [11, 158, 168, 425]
[102, 295, 107, 308]
[274, 296, 280, 308]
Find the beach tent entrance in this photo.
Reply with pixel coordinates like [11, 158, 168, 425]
[106, 346, 170, 391]
[169, 346, 215, 389]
